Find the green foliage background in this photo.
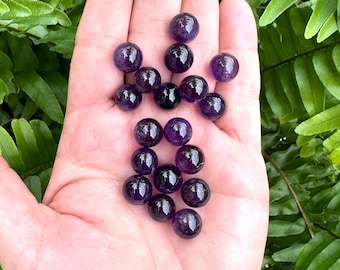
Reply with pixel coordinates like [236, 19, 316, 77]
[0, 0, 339, 269]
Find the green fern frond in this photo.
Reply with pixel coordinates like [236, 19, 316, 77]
[0, 118, 57, 201]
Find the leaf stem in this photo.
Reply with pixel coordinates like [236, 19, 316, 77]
[263, 151, 315, 239]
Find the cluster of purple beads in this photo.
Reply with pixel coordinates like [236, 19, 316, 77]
[115, 13, 239, 239]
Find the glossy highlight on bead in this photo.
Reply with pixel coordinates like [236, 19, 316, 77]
[131, 147, 158, 175]
[164, 117, 192, 146]
[210, 53, 239, 82]
[123, 175, 152, 205]
[134, 118, 163, 147]
[172, 208, 202, 239]
[181, 178, 210, 207]
[115, 84, 142, 111]
[164, 43, 194, 73]
[148, 194, 176, 222]
[198, 93, 226, 121]
[153, 164, 183, 194]
[113, 42, 143, 73]
[169, 12, 199, 43]
[175, 144, 205, 174]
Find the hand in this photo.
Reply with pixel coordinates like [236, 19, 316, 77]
[0, 0, 269, 269]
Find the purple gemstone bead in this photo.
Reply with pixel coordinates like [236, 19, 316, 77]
[134, 67, 161, 93]
[169, 13, 199, 43]
[153, 164, 183, 194]
[134, 118, 163, 147]
[181, 178, 210, 207]
[198, 93, 226, 121]
[115, 84, 142, 111]
[113, 42, 143, 73]
[164, 117, 192, 146]
[154, 83, 181, 110]
[175, 144, 204, 174]
[148, 194, 176, 222]
[179, 75, 208, 103]
[123, 175, 152, 205]
[172, 208, 202, 239]
[164, 43, 194, 73]
[131, 147, 158, 175]
[210, 53, 239, 82]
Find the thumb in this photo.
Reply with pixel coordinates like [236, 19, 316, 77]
[0, 157, 42, 268]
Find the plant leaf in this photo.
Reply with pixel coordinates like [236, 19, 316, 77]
[15, 0, 53, 16]
[11, 118, 43, 170]
[259, 0, 296, 26]
[272, 244, 305, 263]
[30, 119, 57, 163]
[305, 0, 337, 39]
[13, 69, 64, 124]
[296, 230, 340, 270]
[294, 56, 325, 116]
[268, 218, 306, 237]
[0, 0, 10, 15]
[23, 175, 42, 202]
[0, 126, 26, 173]
[295, 104, 340, 136]
[313, 48, 340, 101]
[317, 13, 338, 42]
[0, 0, 31, 18]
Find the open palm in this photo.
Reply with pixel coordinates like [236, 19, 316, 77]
[0, 0, 268, 269]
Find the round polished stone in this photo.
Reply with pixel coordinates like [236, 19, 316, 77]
[210, 53, 239, 82]
[153, 164, 183, 194]
[122, 175, 152, 205]
[175, 144, 204, 174]
[164, 43, 193, 73]
[198, 93, 226, 121]
[172, 208, 202, 239]
[181, 178, 210, 207]
[154, 83, 181, 110]
[164, 117, 192, 146]
[179, 75, 208, 103]
[115, 84, 142, 111]
[169, 13, 199, 43]
[131, 147, 158, 175]
[134, 67, 161, 93]
[148, 194, 176, 222]
[134, 118, 163, 147]
[113, 42, 143, 73]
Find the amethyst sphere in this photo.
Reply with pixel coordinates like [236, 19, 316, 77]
[169, 13, 199, 43]
[181, 178, 210, 207]
[153, 164, 183, 194]
[123, 175, 152, 205]
[172, 208, 202, 239]
[154, 83, 181, 110]
[148, 194, 176, 222]
[210, 53, 239, 82]
[175, 144, 205, 174]
[164, 117, 192, 146]
[131, 147, 158, 175]
[113, 42, 143, 73]
[179, 75, 208, 103]
[115, 84, 142, 111]
[134, 118, 163, 147]
[198, 93, 226, 121]
[164, 43, 194, 73]
[134, 67, 161, 93]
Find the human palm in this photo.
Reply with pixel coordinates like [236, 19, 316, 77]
[0, 0, 268, 269]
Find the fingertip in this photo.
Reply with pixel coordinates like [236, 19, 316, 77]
[219, 0, 258, 51]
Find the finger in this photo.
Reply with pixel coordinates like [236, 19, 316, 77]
[0, 158, 40, 268]
[127, 0, 182, 84]
[171, 0, 219, 88]
[214, 0, 261, 151]
[67, 0, 133, 111]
